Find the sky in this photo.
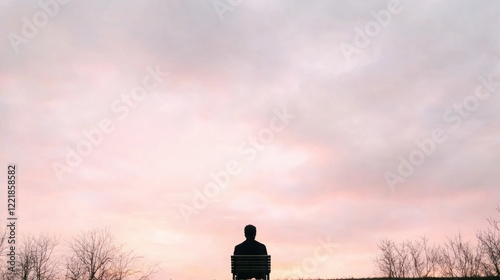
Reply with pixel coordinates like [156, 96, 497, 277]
[1, 0, 500, 279]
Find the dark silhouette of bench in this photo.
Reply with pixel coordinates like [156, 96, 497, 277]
[231, 255, 271, 280]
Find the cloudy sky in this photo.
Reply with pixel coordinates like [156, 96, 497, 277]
[1, 0, 500, 279]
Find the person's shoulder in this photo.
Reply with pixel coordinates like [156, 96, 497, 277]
[235, 240, 248, 248]
[254, 240, 266, 247]
[234, 241, 245, 255]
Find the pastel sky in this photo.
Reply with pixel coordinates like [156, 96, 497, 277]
[1, 0, 500, 279]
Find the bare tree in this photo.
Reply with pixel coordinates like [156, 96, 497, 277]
[373, 207, 500, 278]
[477, 207, 500, 276]
[373, 238, 400, 277]
[393, 240, 410, 277]
[439, 232, 483, 277]
[407, 236, 440, 277]
[0, 228, 157, 280]
[407, 239, 424, 277]
[14, 234, 61, 280]
[105, 250, 157, 280]
[374, 238, 423, 277]
[31, 234, 61, 280]
[16, 235, 35, 280]
[0, 229, 12, 279]
[66, 227, 157, 280]
[66, 228, 118, 280]
[438, 241, 456, 277]
[65, 254, 86, 280]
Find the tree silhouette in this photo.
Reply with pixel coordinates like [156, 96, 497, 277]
[477, 207, 500, 276]
[15, 234, 61, 280]
[66, 227, 157, 280]
[374, 207, 500, 277]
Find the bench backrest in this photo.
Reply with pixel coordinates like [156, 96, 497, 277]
[231, 255, 271, 279]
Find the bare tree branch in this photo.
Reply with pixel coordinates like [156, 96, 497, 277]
[65, 227, 159, 280]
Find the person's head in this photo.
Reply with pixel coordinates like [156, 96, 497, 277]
[244, 224, 257, 240]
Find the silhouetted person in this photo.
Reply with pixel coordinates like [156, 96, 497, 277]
[234, 224, 267, 255]
[234, 225, 268, 280]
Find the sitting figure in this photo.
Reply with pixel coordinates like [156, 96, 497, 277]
[234, 224, 267, 255]
[233, 225, 268, 279]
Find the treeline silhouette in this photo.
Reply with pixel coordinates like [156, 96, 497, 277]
[0, 227, 158, 280]
[372, 207, 500, 277]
